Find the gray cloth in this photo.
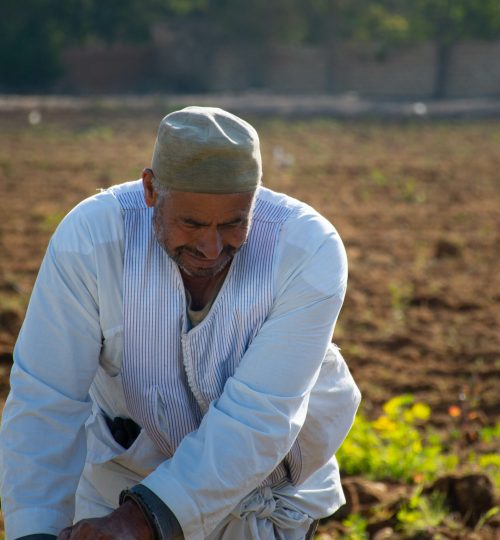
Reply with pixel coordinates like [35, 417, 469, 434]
[151, 106, 262, 193]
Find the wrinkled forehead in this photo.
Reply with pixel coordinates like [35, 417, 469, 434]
[159, 189, 257, 224]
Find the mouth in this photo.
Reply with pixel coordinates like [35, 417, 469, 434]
[170, 244, 240, 278]
[183, 250, 225, 268]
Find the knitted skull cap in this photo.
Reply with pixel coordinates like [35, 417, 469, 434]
[151, 106, 262, 193]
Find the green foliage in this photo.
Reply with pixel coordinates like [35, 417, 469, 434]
[337, 397, 500, 536]
[479, 422, 500, 444]
[208, 0, 310, 44]
[388, 281, 414, 321]
[42, 212, 66, 233]
[407, 0, 500, 97]
[0, 0, 201, 90]
[400, 177, 426, 204]
[370, 169, 389, 187]
[337, 395, 459, 483]
[473, 454, 500, 490]
[396, 487, 449, 534]
[474, 506, 500, 531]
[341, 513, 369, 539]
[412, 0, 500, 42]
[0, 1, 64, 90]
[340, 492, 455, 539]
[4, 0, 500, 90]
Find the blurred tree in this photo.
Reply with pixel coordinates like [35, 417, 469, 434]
[292, 0, 413, 92]
[200, 0, 310, 87]
[300, 0, 500, 97]
[0, 0, 202, 91]
[410, 0, 500, 98]
[0, 0, 64, 90]
[2, 0, 500, 93]
[59, 0, 209, 44]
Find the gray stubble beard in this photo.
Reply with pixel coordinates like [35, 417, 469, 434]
[152, 199, 234, 278]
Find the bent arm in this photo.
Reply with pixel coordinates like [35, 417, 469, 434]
[140, 226, 359, 539]
[0, 215, 102, 539]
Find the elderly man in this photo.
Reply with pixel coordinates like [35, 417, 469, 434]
[0, 107, 360, 540]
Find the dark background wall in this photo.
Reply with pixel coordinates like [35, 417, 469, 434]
[59, 38, 500, 99]
[2, 1, 500, 98]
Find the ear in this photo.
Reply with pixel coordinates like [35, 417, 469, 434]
[142, 168, 158, 208]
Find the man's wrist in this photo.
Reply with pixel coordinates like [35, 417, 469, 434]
[120, 484, 183, 540]
[117, 498, 158, 540]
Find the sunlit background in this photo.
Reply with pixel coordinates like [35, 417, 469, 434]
[1, 1, 500, 538]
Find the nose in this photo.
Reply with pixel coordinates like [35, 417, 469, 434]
[196, 228, 223, 260]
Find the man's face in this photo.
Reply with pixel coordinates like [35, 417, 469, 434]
[153, 189, 255, 278]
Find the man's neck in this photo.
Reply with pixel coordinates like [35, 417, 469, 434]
[181, 265, 230, 311]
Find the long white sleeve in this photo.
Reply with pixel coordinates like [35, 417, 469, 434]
[0, 184, 360, 540]
[0, 197, 118, 539]
[141, 220, 357, 539]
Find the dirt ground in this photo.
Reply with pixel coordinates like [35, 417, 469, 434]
[0, 108, 499, 536]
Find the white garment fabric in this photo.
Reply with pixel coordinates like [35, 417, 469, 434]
[0, 181, 361, 540]
[73, 459, 321, 540]
[208, 486, 313, 540]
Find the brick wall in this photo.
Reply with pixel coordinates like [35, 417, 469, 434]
[61, 40, 500, 98]
[447, 41, 500, 98]
[62, 44, 155, 94]
[332, 42, 436, 98]
[265, 45, 327, 94]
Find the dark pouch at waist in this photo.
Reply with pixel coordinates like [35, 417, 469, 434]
[105, 415, 141, 449]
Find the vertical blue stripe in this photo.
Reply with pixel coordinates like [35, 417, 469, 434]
[116, 182, 300, 485]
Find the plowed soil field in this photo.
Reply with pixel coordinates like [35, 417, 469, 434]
[0, 109, 499, 537]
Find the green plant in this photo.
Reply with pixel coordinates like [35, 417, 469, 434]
[388, 281, 414, 322]
[42, 212, 66, 233]
[400, 177, 426, 203]
[474, 506, 500, 531]
[396, 487, 448, 535]
[477, 454, 500, 490]
[479, 422, 500, 444]
[370, 168, 389, 187]
[337, 395, 458, 484]
[341, 514, 369, 540]
[79, 126, 115, 141]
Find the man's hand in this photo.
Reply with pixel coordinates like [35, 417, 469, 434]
[56, 499, 154, 540]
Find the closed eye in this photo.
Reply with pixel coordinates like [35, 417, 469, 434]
[181, 218, 248, 229]
[220, 219, 247, 229]
[182, 218, 208, 228]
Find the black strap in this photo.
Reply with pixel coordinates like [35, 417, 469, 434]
[305, 519, 319, 540]
[120, 485, 184, 539]
[16, 534, 57, 540]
